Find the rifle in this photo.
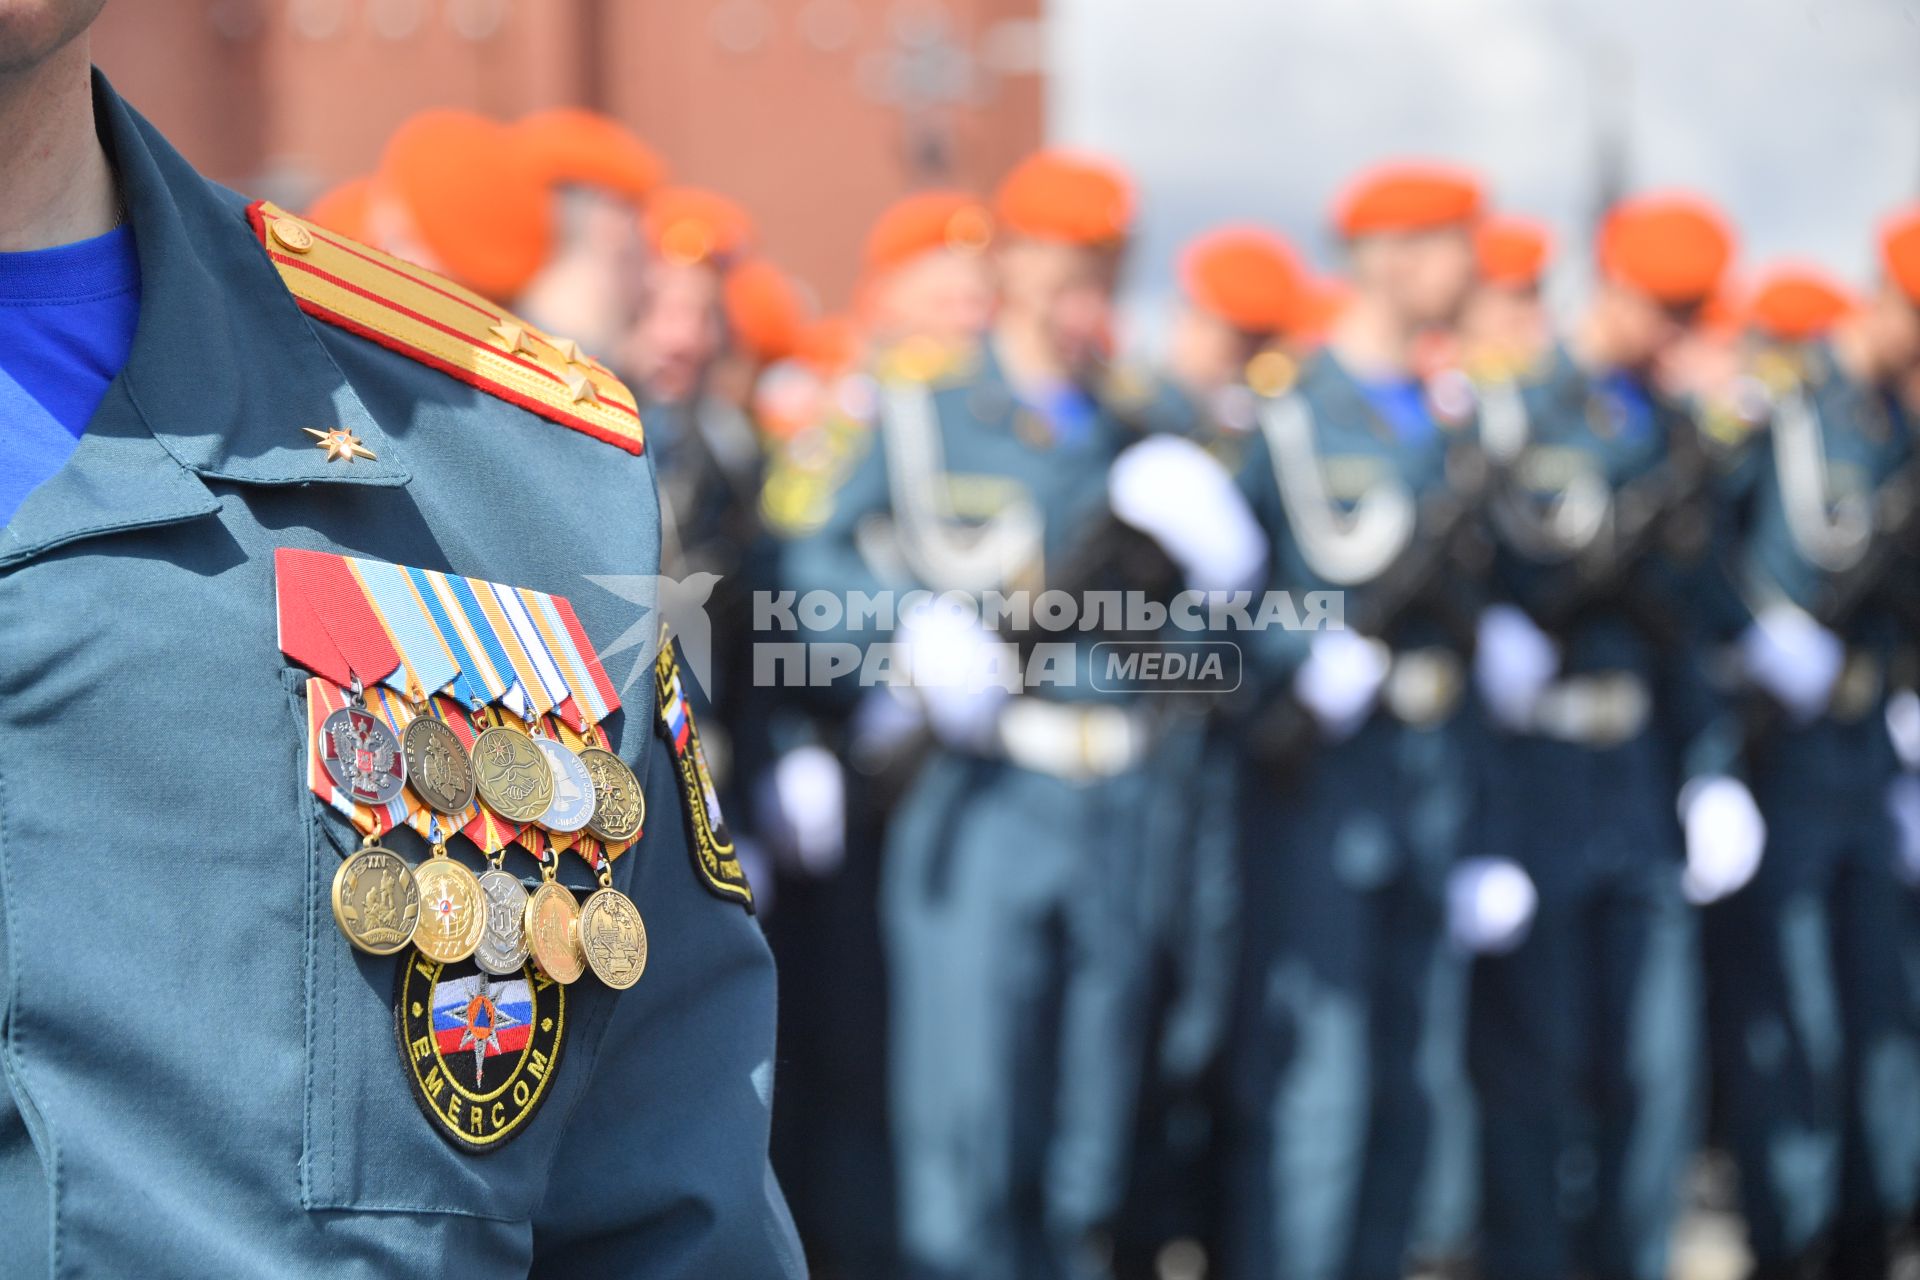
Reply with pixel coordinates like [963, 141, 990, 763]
[1523, 409, 1715, 649]
[1245, 441, 1490, 769]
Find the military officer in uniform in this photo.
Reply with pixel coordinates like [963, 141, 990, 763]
[511, 107, 666, 364]
[1462, 194, 1757, 1280]
[1225, 162, 1490, 1280]
[1704, 208, 1920, 1278]
[0, 8, 802, 1276]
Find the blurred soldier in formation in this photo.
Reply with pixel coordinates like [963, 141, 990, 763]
[1461, 215, 1555, 374]
[778, 148, 1265, 1280]
[1704, 209, 1920, 1279]
[1226, 163, 1490, 1280]
[362, 108, 553, 307]
[512, 107, 664, 361]
[1463, 194, 1752, 1280]
[761, 190, 998, 1280]
[1161, 226, 1308, 460]
[1111, 224, 1306, 1279]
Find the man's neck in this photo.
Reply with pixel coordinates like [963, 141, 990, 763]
[1328, 294, 1415, 381]
[0, 38, 116, 253]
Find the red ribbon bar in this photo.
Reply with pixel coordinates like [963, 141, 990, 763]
[277, 548, 402, 689]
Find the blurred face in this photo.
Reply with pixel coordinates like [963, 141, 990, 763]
[996, 237, 1120, 376]
[1870, 282, 1920, 377]
[1460, 281, 1549, 366]
[626, 258, 723, 405]
[1594, 281, 1692, 375]
[1349, 225, 1476, 331]
[0, 0, 102, 73]
[1168, 303, 1256, 396]
[871, 247, 994, 347]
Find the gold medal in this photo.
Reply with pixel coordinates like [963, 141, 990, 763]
[403, 713, 476, 815]
[331, 840, 420, 956]
[524, 875, 585, 985]
[577, 885, 648, 989]
[579, 746, 645, 842]
[412, 845, 486, 964]
[472, 717, 554, 823]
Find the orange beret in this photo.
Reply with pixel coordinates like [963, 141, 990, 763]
[512, 108, 666, 206]
[1879, 205, 1920, 307]
[724, 258, 811, 363]
[645, 186, 755, 268]
[306, 176, 372, 242]
[1335, 162, 1483, 238]
[1179, 226, 1305, 336]
[379, 109, 553, 300]
[796, 314, 864, 377]
[1476, 215, 1553, 287]
[993, 150, 1134, 247]
[1747, 265, 1856, 342]
[1598, 193, 1736, 304]
[864, 190, 994, 274]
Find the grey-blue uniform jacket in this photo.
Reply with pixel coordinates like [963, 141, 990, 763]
[0, 74, 803, 1279]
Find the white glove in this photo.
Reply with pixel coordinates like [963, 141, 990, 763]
[1109, 435, 1269, 593]
[1680, 776, 1767, 904]
[770, 745, 845, 877]
[1887, 691, 1920, 771]
[1474, 604, 1560, 731]
[1447, 857, 1539, 954]
[1888, 776, 1920, 887]
[899, 598, 1014, 751]
[1293, 629, 1390, 740]
[1740, 605, 1843, 725]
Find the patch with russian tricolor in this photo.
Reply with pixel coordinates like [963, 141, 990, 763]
[247, 200, 645, 455]
[655, 641, 753, 912]
[395, 955, 567, 1152]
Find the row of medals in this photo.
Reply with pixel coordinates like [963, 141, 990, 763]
[326, 706, 650, 990]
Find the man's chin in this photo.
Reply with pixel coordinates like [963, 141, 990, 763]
[0, 0, 104, 77]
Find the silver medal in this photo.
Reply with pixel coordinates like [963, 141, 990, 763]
[318, 705, 407, 806]
[532, 737, 597, 834]
[473, 868, 531, 976]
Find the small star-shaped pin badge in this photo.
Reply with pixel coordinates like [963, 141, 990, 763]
[489, 321, 533, 356]
[564, 369, 599, 405]
[551, 336, 584, 365]
[304, 426, 378, 463]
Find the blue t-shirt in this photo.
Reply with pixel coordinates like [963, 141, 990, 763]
[1592, 369, 1656, 443]
[1357, 376, 1435, 445]
[1019, 379, 1099, 448]
[0, 224, 141, 524]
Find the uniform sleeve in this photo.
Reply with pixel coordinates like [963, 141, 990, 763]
[527, 734, 806, 1280]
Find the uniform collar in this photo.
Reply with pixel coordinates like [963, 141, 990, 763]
[2, 72, 407, 570]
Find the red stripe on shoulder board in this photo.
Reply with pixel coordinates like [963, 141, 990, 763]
[246, 200, 646, 457]
[295, 297, 647, 456]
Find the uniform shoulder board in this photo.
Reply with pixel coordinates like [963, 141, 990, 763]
[248, 201, 646, 456]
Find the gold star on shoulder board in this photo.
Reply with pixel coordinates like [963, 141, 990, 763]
[564, 369, 599, 404]
[304, 426, 378, 463]
[551, 336, 585, 366]
[489, 321, 533, 356]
